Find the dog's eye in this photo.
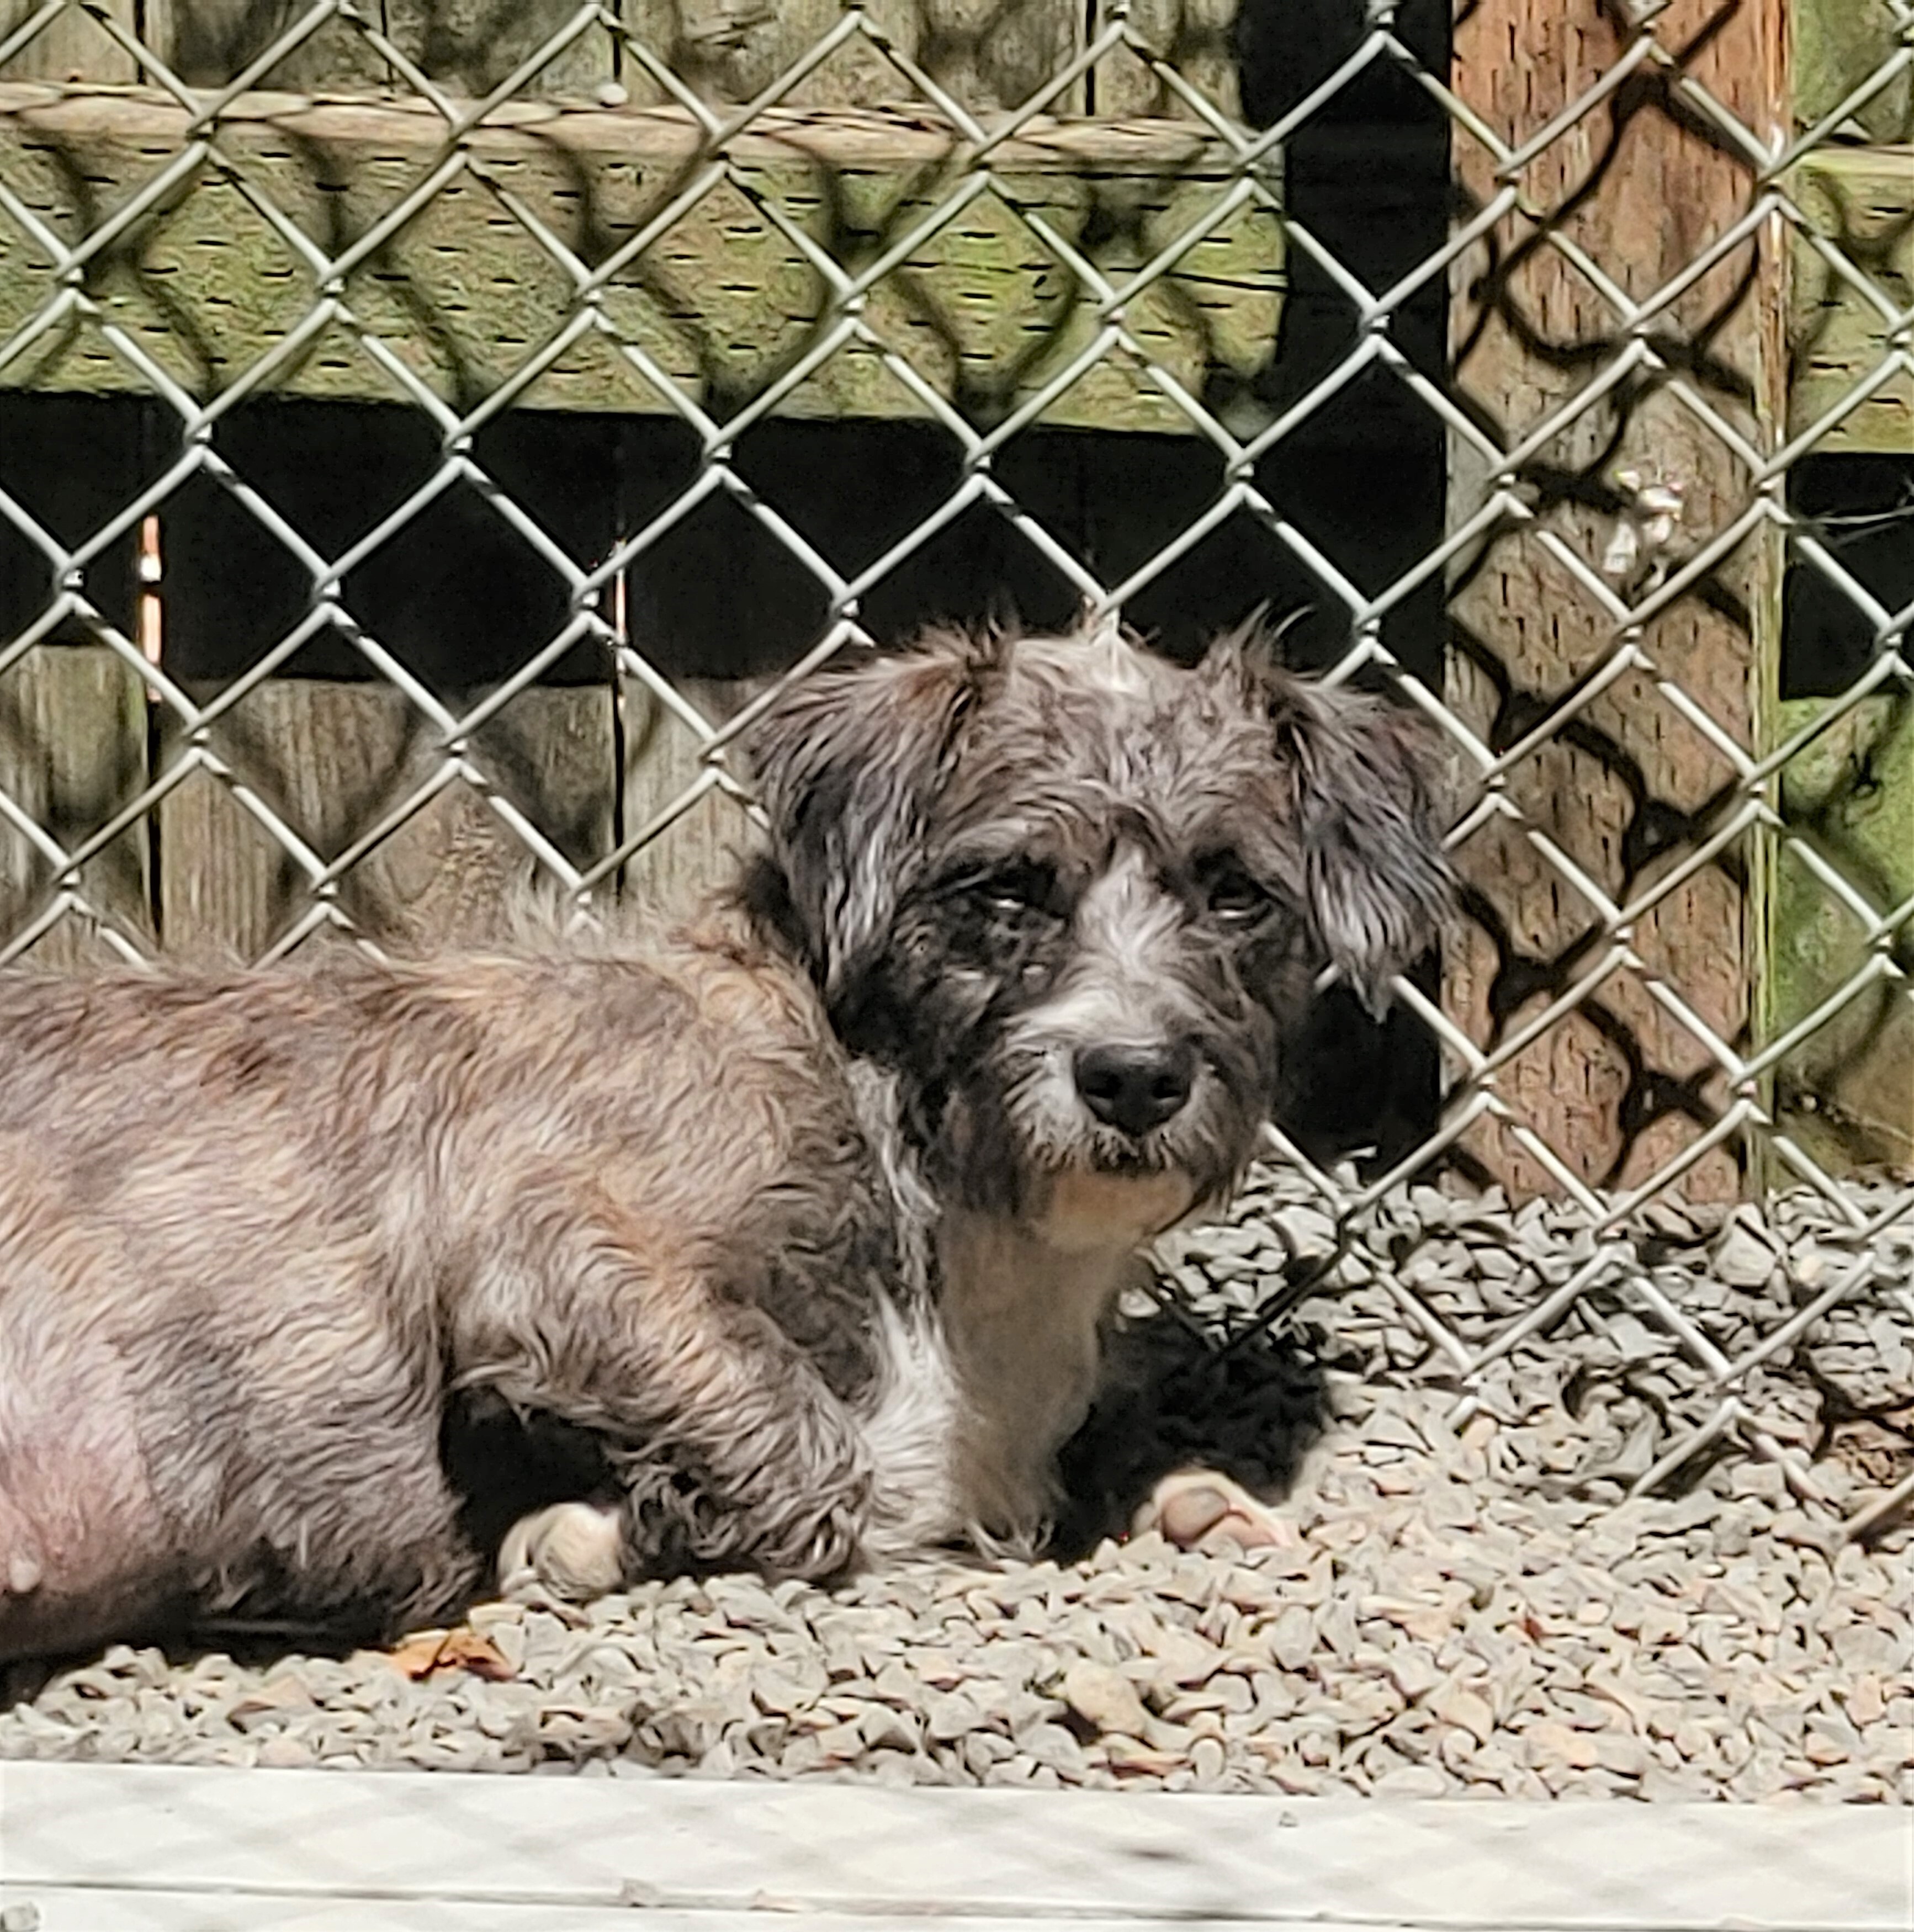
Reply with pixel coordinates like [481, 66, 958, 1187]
[936, 858, 1064, 925]
[979, 863, 1058, 917]
[1203, 865, 1271, 926]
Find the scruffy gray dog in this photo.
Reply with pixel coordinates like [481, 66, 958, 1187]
[0, 615, 1451, 1663]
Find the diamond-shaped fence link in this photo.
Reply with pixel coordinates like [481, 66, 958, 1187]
[0, 0, 1911, 1568]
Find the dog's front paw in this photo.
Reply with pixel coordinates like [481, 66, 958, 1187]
[1132, 1468, 1300, 1554]
[497, 1501, 625, 1603]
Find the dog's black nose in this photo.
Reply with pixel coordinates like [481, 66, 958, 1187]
[1073, 1042, 1195, 1137]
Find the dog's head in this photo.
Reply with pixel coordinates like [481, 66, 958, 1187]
[744, 616, 1454, 1246]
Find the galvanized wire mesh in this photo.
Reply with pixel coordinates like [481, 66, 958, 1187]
[0, 0, 1911, 1553]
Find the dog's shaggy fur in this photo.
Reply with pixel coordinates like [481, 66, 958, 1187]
[0, 617, 1452, 1663]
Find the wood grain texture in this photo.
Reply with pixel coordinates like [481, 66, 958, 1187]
[1090, 0, 1240, 121]
[143, 0, 394, 91]
[619, 0, 1083, 114]
[1770, 695, 1914, 1176]
[0, 643, 151, 964]
[1444, 0, 1789, 1198]
[156, 676, 615, 959]
[0, 86, 1283, 437]
[1788, 147, 1914, 455]
[1794, 0, 1912, 140]
[0, 0, 135, 83]
[146, 0, 619, 94]
[616, 669, 762, 917]
[384, 0, 616, 99]
[7, 0, 1239, 122]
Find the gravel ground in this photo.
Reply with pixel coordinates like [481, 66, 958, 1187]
[4, 1167, 1910, 1800]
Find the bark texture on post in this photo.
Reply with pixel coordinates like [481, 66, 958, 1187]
[1445, 0, 1790, 1198]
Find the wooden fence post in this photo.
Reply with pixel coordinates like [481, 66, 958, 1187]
[1444, 0, 1790, 1198]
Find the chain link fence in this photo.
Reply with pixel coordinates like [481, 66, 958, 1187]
[0, 0, 1911, 1583]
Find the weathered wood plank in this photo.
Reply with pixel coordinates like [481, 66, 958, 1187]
[1090, 0, 1240, 121]
[146, 0, 617, 97]
[1788, 147, 1914, 457]
[621, 1, 1084, 115]
[15, 1, 1091, 115]
[0, 0, 1295, 125]
[142, 0, 394, 91]
[0, 643, 151, 964]
[383, 0, 617, 100]
[1444, 0, 1789, 1198]
[1795, 0, 1912, 140]
[209, 1, 1092, 115]
[156, 676, 616, 959]
[0, 86, 1284, 437]
[1769, 694, 1914, 1175]
[617, 670, 762, 916]
[0, 0, 135, 83]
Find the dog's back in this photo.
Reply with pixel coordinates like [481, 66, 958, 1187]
[0, 927, 896, 1657]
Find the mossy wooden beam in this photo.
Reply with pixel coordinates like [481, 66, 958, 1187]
[0, 83, 1283, 435]
[1769, 697, 1914, 1175]
[1789, 147, 1914, 455]
[17, 2, 1232, 125]
[1794, 0, 1912, 141]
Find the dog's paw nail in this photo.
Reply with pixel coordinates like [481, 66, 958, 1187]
[498, 1502, 624, 1602]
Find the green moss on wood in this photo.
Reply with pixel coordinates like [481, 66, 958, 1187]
[1794, 0, 1912, 141]
[0, 86, 1284, 435]
[1788, 147, 1914, 455]
[1770, 696, 1914, 1173]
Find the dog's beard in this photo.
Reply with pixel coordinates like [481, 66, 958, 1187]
[931, 1041, 1260, 1240]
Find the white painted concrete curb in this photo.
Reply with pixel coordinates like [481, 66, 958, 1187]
[1, 1761, 1908, 1929]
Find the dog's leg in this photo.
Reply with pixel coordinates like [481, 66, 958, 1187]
[458, 1213, 872, 1593]
[278, 1467, 487, 1641]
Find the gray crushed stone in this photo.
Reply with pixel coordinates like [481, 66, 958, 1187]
[4, 1167, 1910, 1800]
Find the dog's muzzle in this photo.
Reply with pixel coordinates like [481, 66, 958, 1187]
[1071, 1041, 1196, 1138]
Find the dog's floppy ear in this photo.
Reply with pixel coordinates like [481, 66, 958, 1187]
[1226, 643, 1455, 1011]
[744, 639, 976, 992]
[1275, 676, 1455, 1010]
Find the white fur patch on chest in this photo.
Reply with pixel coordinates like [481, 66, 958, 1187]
[855, 1209, 1148, 1557]
[855, 1298, 968, 1557]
